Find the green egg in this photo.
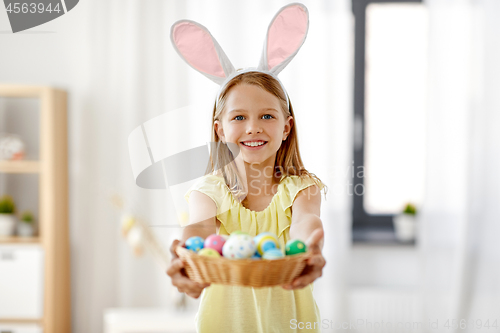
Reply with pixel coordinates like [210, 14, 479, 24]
[285, 239, 307, 256]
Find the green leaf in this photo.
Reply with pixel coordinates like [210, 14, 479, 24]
[403, 203, 417, 215]
[21, 210, 34, 223]
[0, 195, 16, 214]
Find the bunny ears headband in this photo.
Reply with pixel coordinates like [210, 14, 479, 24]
[170, 2, 310, 109]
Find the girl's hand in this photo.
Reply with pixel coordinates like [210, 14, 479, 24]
[282, 229, 326, 290]
[166, 239, 210, 299]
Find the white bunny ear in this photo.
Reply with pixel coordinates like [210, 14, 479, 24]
[257, 3, 309, 75]
[171, 20, 235, 85]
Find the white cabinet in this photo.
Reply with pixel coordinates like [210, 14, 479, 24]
[0, 245, 44, 318]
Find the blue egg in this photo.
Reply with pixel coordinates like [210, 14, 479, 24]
[185, 236, 205, 252]
[261, 241, 277, 253]
[263, 249, 284, 260]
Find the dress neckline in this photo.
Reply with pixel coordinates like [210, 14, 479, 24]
[210, 173, 289, 214]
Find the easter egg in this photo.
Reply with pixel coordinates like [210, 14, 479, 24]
[254, 232, 275, 243]
[262, 249, 285, 260]
[204, 234, 226, 255]
[254, 232, 279, 256]
[198, 248, 221, 258]
[222, 234, 256, 259]
[185, 236, 204, 252]
[285, 239, 307, 256]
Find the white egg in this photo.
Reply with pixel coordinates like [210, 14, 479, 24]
[222, 234, 256, 259]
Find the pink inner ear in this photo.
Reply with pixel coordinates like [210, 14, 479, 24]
[267, 5, 308, 70]
[173, 22, 225, 78]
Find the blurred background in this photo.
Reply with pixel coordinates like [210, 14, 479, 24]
[1, 0, 499, 332]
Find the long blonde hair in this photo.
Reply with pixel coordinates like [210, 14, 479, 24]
[205, 71, 327, 202]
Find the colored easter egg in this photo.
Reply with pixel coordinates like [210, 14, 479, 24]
[204, 234, 226, 255]
[285, 239, 307, 255]
[254, 232, 279, 256]
[254, 232, 279, 245]
[262, 249, 285, 260]
[198, 248, 221, 258]
[185, 236, 204, 252]
[254, 232, 275, 242]
[222, 234, 256, 259]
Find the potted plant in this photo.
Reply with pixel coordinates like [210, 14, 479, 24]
[0, 195, 17, 236]
[393, 203, 417, 242]
[17, 210, 36, 237]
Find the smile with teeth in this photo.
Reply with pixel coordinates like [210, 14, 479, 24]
[241, 141, 267, 147]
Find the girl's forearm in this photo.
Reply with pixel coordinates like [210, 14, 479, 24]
[289, 214, 324, 250]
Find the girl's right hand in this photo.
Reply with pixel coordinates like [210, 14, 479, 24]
[166, 239, 211, 299]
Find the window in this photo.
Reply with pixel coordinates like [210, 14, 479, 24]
[351, 0, 428, 243]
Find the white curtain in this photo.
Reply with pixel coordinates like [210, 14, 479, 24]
[73, 0, 353, 332]
[420, 0, 500, 331]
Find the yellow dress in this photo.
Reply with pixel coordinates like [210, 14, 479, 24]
[184, 173, 326, 333]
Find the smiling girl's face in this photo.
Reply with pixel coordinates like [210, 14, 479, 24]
[214, 83, 293, 166]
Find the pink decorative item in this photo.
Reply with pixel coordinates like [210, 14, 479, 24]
[204, 234, 226, 255]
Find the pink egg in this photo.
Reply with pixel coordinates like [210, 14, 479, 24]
[204, 234, 226, 255]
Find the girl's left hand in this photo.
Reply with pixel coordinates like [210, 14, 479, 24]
[282, 228, 326, 290]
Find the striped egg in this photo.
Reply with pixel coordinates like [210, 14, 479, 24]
[254, 232, 279, 256]
[263, 249, 285, 260]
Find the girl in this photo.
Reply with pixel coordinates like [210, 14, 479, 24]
[167, 71, 328, 332]
[167, 4, 328, 332]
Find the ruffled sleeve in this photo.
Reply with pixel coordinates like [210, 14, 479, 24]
[183, 174, 229, 227]
[184, 175, 223, 207]
[276, 175, 326, 237]
[183, 174, 250, 234]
